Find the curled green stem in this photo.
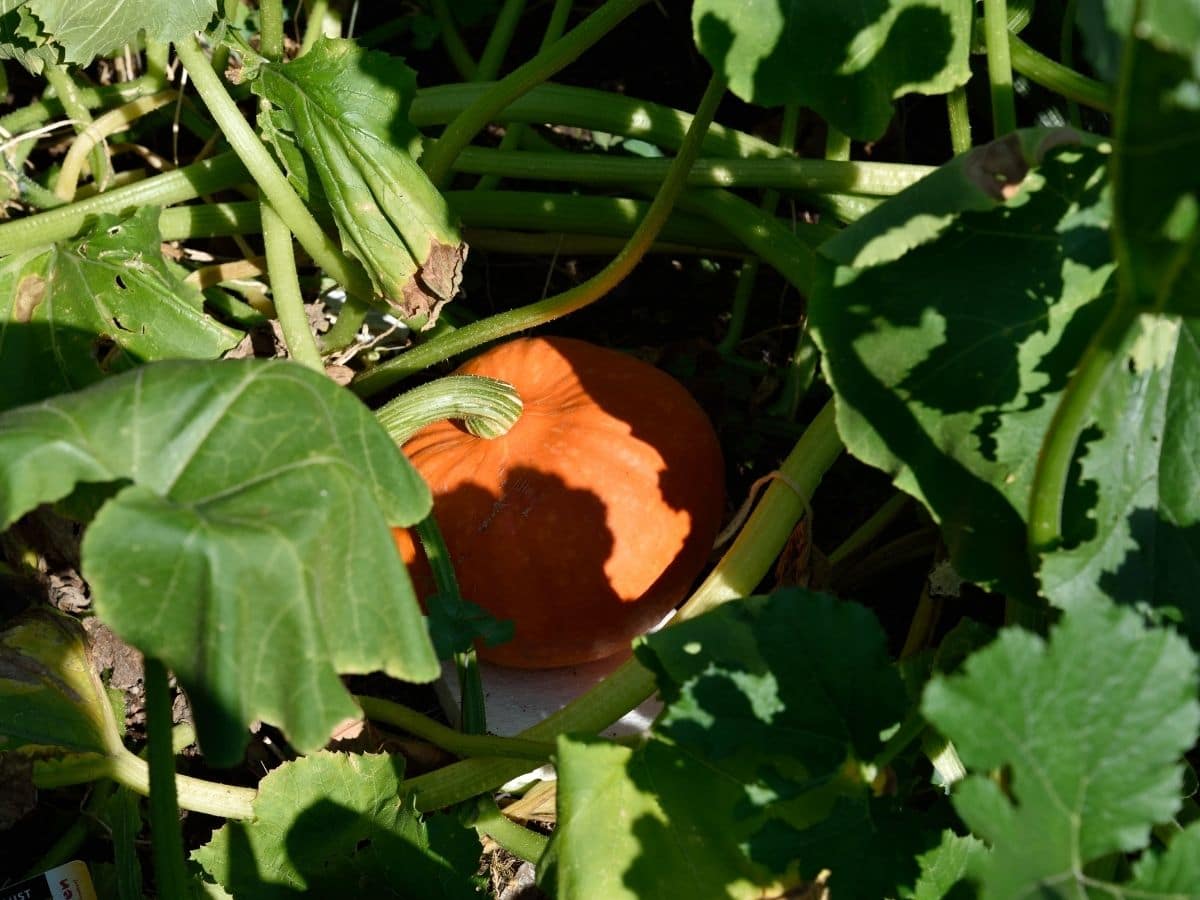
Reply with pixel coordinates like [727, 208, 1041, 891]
[55, 90, 178, 202]
[43, 65, 113, 192]
[375, 375, 523, 444]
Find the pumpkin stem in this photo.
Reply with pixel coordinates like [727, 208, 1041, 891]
[374, 374, 523, 444]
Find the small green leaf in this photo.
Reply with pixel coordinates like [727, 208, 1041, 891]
[25, 0, 216, 67]
[254, 38, 466, 326]
[193, 751, 479, 899]
[0, 609, 120, 755]
[0, 360, 437, 765]
[810, 132, 1114, 600]
[0, 206, 241, 412]
[1127, 821, 1200, 893]
[544, 590, 933, 899]
[691, 0, 971, 140]
[922, 597, 1200, 897]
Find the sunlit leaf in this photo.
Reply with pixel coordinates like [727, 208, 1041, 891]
[0, 206, 241, 412]
[923, 597, 1200, 897]
[810, 131, 1113, 600]
[0, 360, 437, 765]
[691, 0, 971, 140]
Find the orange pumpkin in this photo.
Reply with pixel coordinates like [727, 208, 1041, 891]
[393, 336, 725, 668]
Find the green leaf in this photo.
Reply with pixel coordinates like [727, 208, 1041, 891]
[0, 609, 120, 755]
[1127, 822, 1200, 894]
[0, 360, 438, 765]
[1076, 0, 1133, 83]
[0, 207, 242, 412]
[543, 590, 934, 898]
[691, 0, 972, 140]
[1111, 0, 1200, 316]
[0, 3, 60, 74]
[922, 597, 1200, 898]
[193, 751, 479, 899]
[25, 0, 216, 67]
[254, 37, 466, 326]
[810, 132, 1114, 600]
[1040, 316, 1200, 642]
[907, 831, 988, 900]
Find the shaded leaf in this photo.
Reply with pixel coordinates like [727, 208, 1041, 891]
[1111, 0, 1200, 316]
[1040, 317, 1200, 642]
[691, 0, 971, 140]
[254, 38, 465, 326]
[543, 590, 933, 899]
[193, 751, 479, 899]
[0, 609, 118, 755]
[0, 360, 437, 765]
[922, 597, 1200, 897]
[0, 206, 241, 412]
[810, 131, 1113, 600]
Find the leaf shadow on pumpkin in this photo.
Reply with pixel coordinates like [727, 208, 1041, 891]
[404, 337, 726, 669]
[414, 469, 706, 668]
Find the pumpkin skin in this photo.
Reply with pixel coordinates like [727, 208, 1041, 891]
[393, 336, 725, 668]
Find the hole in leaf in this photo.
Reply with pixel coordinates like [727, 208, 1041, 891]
[114, 275, 128, 291]
[92, 335, 120, 371]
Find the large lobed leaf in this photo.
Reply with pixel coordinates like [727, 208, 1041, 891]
[0, 206, 241, 412]
[810, 131, 1115, 601]
[21, 0, 216, 67]
[542, 590, 935, 899]
[0, 360, 437, 765]
[923, 597, 1200, 897]
[253, 37, 466, 327]
[193, 751, 479, 898]
[691, 0, 971, 141]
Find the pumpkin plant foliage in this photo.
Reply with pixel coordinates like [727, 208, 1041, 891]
[0, 360, 437, 766]
[4, 0, 1200, 894]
